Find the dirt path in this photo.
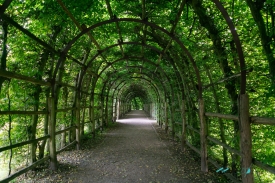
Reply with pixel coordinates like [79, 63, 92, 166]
[19, 110, 228, 183]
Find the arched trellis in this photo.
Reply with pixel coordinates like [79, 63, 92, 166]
[57, 18, 203, 99]
[99, 75, 161, 125]
[101, 71, 163, 106]
[81, 41, 186, 129]
[78, 42, 186, 99]
[100, 66, 177, 136]
[114, 78, 160, 118]
[94, 53, 178, 111]
[2, 0, 274, 182]
[1, 4, 246, 97]
[100, 70, 164, 124]
[98, 57, 175, 94]
[106, 72, 163, 107]
[50, 5, 248, 180]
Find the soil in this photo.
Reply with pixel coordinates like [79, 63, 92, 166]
[17, 110, 229, 183]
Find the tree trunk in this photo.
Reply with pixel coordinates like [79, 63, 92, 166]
[31, 25, 61, 163]
[189, 0, 239, 175]
[61, 87, 68, 148]
[30, 51, 49, 164]
[0, 20, 8, 92]
[205, 65, 228, 168]
[246, 0, 275, 91]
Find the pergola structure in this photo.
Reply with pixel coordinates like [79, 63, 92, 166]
[0, 0, 274, 182]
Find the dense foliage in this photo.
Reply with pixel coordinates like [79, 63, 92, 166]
[0, 0, 274, 182]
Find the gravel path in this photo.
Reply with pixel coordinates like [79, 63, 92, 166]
[19, 110, 228, 183]
[69, 110, 191, 182]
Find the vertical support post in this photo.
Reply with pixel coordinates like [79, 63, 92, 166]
[48, 97, 57, 170]
[239, 94, 253, 183]
[113, 98, 116, 122]
[75, 95, 80, 150]
[91, 100, 95, 138]
[170, 101, 175, 139]
[165, 101, 168, 133]
[88, 106, 92, 133]
[121, 101, 124, 116]
[160, 102, 163, 127]
[122, 101, 124, 115]
[81, 101, 86, 136]
[116, 99, 120, 120]
[100, 101, 104, 131]
[153, 103, 155, 118]
[181, 100, 186, 151]
[199, 99, 208, 172]
[151, 103, 153, 117]
[158, 102, 162, 126]
[105, 95, 109, 127]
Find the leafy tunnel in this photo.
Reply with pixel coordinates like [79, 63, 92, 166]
[0, 0, 275, 182]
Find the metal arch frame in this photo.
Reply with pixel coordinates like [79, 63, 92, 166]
[211, 0, 246, 94]
[100, 72, 163, 109]
[106, 72, 163, 105]
[97, 64, 175, 123]
[94, 53, 183, 109]
[1, 1, 246, 95]
[93, 50, 184, 122]
[79, 42, 185, 99]
[104, 71, 163, 108]
[119, 79, 158, 102]
[100, 71, 164, 103]
[101, 74, 159, 118]
[56, 18, 203, 98]
[106, 72, 166, 121]
[112, 77, 161, 113]
[98, 57, 174, 90]
[96, 56, 183, 104]
[76, 43, 184, 115]
[97, 57, 173, 101]
[123, 90, 150, 105]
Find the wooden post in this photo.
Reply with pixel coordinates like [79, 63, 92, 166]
[113, 98, 116, 122]
[152, 103, 154, 118]
[48, 97, 57, 170]
[205, 65, 228, 167]
[170, 101, 175, 139]
[239, 94, 254, 183]
[121, 101, 124, 116]
[161, 102, 164, 127]
[75, 96, 80, 150]
[80, 99, 86, 136]
[116, 99, 120, 120]
[91, 100, 95, 138]
[150, 103, 152, 117]
[100, 101, 104, 131]
[165, 101, 168, 133]
[158, 102, 162, 126]
[105, 95, 109, 127]
[88, 106, 92, 133]
[181, 100, 186, 151]
[199, 99, 208, 172]
[106, 102, 109, 126]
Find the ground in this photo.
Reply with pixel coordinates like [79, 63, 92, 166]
[17, 110, 229, 183]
